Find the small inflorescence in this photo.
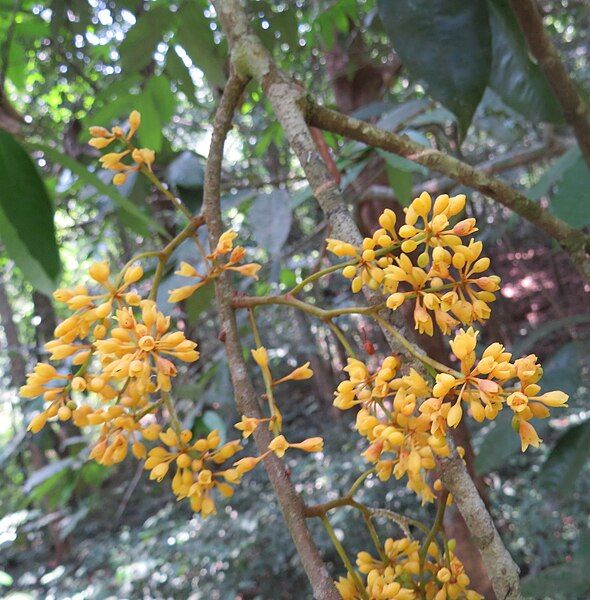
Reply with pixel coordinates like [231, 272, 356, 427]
[168, 230, 261, 302]
[327, 194, 499, 335]
[336, 536, 483, 599]
[89, 110, 155, 186]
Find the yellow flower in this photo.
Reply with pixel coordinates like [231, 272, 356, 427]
[95, 300, 199, 392]
[225, 262, 261, 279]
[449, 327, 478, 361]
[214, 230, 238, 255]
[234, 415, 268, 438]
[534, 390, 568, 407]
[289, 437, 324, 453]
[131, 148, 155, 170]
[518, 419, 542, 452]
[251, 346, 269, 369]
[128, 110, 141, 139]
[274, 362, 313, 384]
[326, 238, 358, 257]
[268, 434, 289, 457]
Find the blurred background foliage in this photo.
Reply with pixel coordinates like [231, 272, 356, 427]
[0, 0, 589, 598]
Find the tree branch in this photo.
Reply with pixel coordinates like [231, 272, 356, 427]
[201, 71, 339, 600]
[304, 100, 590, 282]
[213, 2, 523, 598]
[420, 138, 567, 197]
[508, 0, 590, 168]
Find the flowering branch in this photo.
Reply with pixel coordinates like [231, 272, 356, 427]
[201, 70, 340, 600]
[303, 100, 590, 282]
[212, 2, 525, 597]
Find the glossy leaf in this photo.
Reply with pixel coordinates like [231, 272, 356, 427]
[165, 47, 197, 100]
[550, 156, 590, 228]
[385, 165, 413, 206]
[511, 314, 590, 356]
[475, 412, 520, 474]
[146, 75, 177, 126]
[23, 458, 74, 494]
[0, 132, 61, 293]
[521, 558, 590, 597]
[29, 143, 159, 236]
[175, 5, 226, 89]
[377, 0, 492, 136]
[528, 146, 581, 200]
[118, 5, 173, 73]
[475, 411, 551, 474]
[487, 0, 562, 123]
[249, 190, 293, 257]
[135, 92, 163, 152]
[185, 284, 215, 325]
[540, 342, 584, 398]
[538, 420, 590, 497]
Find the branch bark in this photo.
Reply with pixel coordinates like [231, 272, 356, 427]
[304, 100, 590, 282]
[212, 2, 523, 598]
[201, 71, 339, 600]
[508, 0, 590, 168]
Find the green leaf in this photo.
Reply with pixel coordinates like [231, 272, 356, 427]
[385, 165, 413, 206]
[135, 92, 163, 152]
[550, 156, 590, 228]
[511, 314, 590, 356]
[0, 132, 61, 293]
[476, 411, 552, 475]
[540, 342, 584, 398]
[377, 0, 492, 136]
[165, 47, 197, 99]
[202, 410, 227, 444]
[29, 143, 160, 236]
[487, 0, 562, 123]
[272, 7, 299, 48]
[175, 5, 226, 89]
[0, 571, 13, 587]
[249, 190, 293, 257]
[118, 5, 173, 73]
[80, 461, 109, 486]
[475, 411, 520, 474]
[82, 93, 139, 135]
[145, 74, 177, 126]
[538, 420, 590, 497]
[185, 283, 214, 325]
[167, 151, 205, 212]
[377, 149, 428, 175]
[280, 267, 297, 288]
[167, 151, 204, 189]
[521, 558, 590, 598]
[528, 146, 581, 200]
[23, 458, 74, 494]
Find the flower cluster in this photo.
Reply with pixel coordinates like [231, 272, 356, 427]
[420, 327, 568, 451]
[89, 110, 155, 185]
[334, 356, 449, 502]
[169, 230, 261, 302]
[334, 331, 568, 500]
[144, 427, 249, 517]
[20, 261, 252, 515]
[327, 194, 500, 336]
[336, 536, 483, 600]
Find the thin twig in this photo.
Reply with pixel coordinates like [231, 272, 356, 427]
[509, 0, 590, 168]
[201, 69, 339, 599]
[304, 100, 589, 282]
